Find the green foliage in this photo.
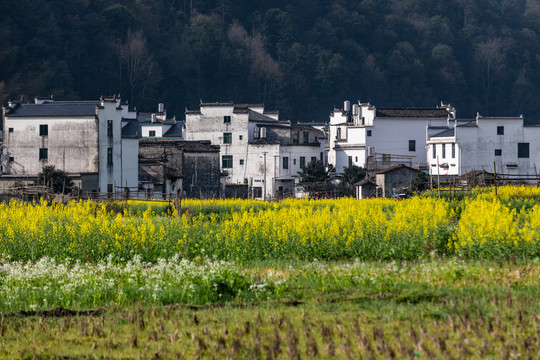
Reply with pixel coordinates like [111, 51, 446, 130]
[341, 165, 367, 185]
[297, 159, 328, 184]
[2, 0, 540, 121]
[35, 165, 74, 194]
[411, 171, 430, 192]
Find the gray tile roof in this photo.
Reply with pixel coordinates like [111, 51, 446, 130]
[5, 102, 98, 117]
[248, 109, 279, 123]
[121, 120, 141, 138]
[376, 108, 450, 118]
[162, 122, 183, 138]
[431, 128, 455, 138]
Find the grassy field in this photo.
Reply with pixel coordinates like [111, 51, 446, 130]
[1, 187, 540, 358]
[1, 260, 539, 358]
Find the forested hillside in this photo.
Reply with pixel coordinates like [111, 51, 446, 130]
[1, 0, 540, 122]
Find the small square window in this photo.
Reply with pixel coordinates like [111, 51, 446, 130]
[149, 130, 156, 137]
[495, 149, 502, 156]
[8, 156, 14, 163]
[367, 130, 372, 137]
[8, 128, 13, 133]
[39, 124, 48, 136]
[311, 156, 317, 163]
[239, 135, 243, 140]
[224, 116, 231, 123]
[497, 126, 504, 135]
[239, 159, 244, 165]
[39, 148, 48, 160]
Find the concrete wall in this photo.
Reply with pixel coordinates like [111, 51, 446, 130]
[97, 100, 123, 193]
[376, 167, 419, 197]
[3, 116, 99, 175]
[121, 138, 139, 188]
[182, 151, 220, 198]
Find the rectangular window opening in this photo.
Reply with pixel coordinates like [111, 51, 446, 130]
[409, 140, 416, 152]
[223, 132, 232, 144]
[39, 148, 48, 160]
[149, 130, 156, 137]
[107, 120, 113, 137]
[497, 126, 504, 135]
[300, 156, 305, 168]
[223, 116, 231, 123]
[222, 155, 233, 168]
[107, 148, 113, 165]
[39, 124, 48, 136]
[283, 157, 289, 169]
[495, 149, 502, 156]
[452, 143, 456, 158]
[518, 143, 530, 158]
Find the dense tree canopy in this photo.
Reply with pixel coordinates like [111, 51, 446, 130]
[1, 0, 540, 124]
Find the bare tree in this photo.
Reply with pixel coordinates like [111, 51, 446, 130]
[116, 30, 160, 109]
[476, 38, 507, 110]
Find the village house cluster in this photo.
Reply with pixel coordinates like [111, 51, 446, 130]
[0, 96, 538, 200]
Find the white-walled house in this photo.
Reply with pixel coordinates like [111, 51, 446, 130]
[427, 114, 540, 177]
[185, 102, 324, 199]
[137, 103, 184, 139]
[327, 101, 455, 173]
[1, 97, 139, 194]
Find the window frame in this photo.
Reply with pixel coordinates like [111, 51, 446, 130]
[518, 143, 530, 158]
[107, 120, 113, 137]
[39, 148, 48, 160]
[497, 126, 504, 135]
[223, 116, 231, 123]
[495, 149, 502, 156]
[222, 155, 233, 168]
[149, 130, 156, 137]
[223, 132, 232, 144]
[409, 140, 416, 152]
[283, 156, 289, 170]
[39, 124, 48, 136]
[300, 156, 306, 168]
[107, 148, 113, 165]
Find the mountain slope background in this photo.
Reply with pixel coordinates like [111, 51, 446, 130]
[1, 0, 540, 123]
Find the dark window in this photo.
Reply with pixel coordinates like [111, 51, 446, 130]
[495, 149, 502, 156]
[311, 156, 317, 163]
[348, 156, 352, 167]
[39, 124, 48, 136]
[149, 130, 156, 137]
[224, 116, 231, 123]
[283, 157, 289, 169]
[452, 143, 456, 158]
[107, 148, 113, 165]
[223, 132, 232, 144]
[107, 120, 113, 137]
[222, 155, 233, 168]
[239, 135, 243, 140]
[107, 184, 113, 199]
[8, 128, 13, 133]
[442, 144, 446, 159]
[300, 156, 305, 168]
[292, 132, 299, 144]
[239, 159, 244, 165]
[337, 128, 341, 139]
[367, 130, 372, 137]
[293, 159, 297, 165]
[432, 145, 436, 159]
[39, 148, 48, 160]
[518, 143, 530, 158]
[8, 156, 14, 163]
[497, 126, 504, 135]
[303, 131, 309, 144]
[409, 140, 416, 152]
[253, 187, 262, 198]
